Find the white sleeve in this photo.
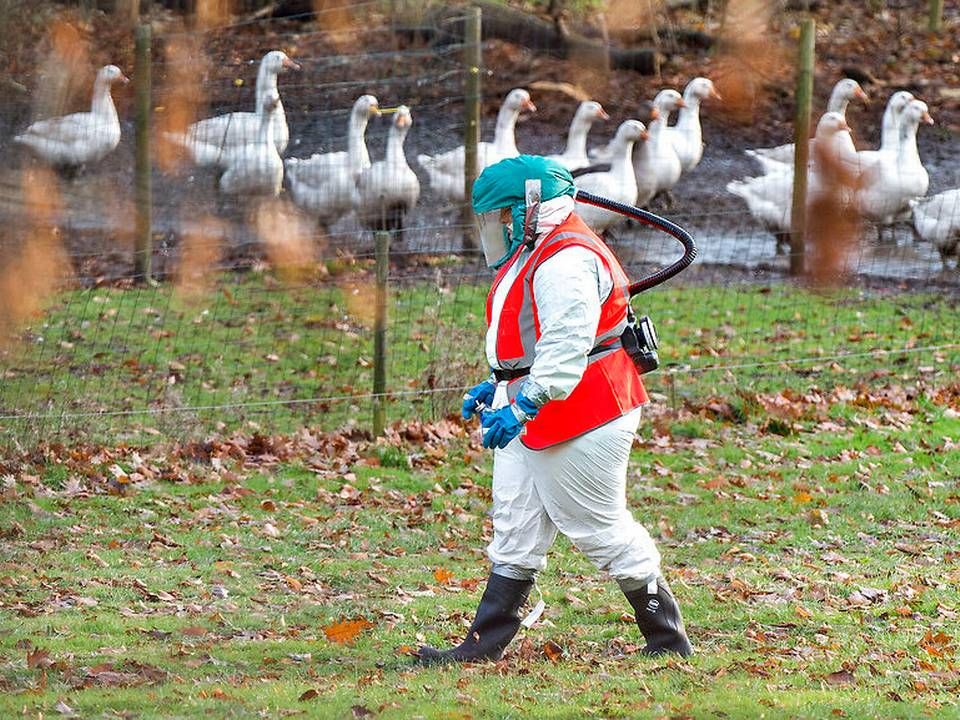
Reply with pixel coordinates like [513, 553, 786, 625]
[527, 246, 613, 401]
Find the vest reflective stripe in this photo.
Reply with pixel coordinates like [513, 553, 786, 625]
[484, 212, 648, 449]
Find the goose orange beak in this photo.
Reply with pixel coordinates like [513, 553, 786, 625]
[922, 111, 934, 125]
[283, 57, 301, 71]
[522, 98, 537, 113]
[855, 86, 869, 103]
[597, 107, 610, 120]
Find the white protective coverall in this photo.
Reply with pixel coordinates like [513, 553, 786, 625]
[484, 195, 661, 589]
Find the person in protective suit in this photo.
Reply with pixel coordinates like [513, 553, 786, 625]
[416, 156, 692, 665]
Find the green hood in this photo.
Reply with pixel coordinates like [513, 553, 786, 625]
[471, 155, 577, 247]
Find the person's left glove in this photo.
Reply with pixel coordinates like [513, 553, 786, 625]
[480, 393, 540, 449]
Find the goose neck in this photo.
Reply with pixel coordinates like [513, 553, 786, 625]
[493, 105, 520, 155]
[564, 115, 590, 157]
[348, 110, 372, 169]
[827, 92, 849, 117]
[256, 62, 280, 99]
[647, 116, 667, 143]
[675, 99, 701, 131]
[91, 78, 118, 120]
[609, 137, 636, 173]
[676, 87, 702, 129]
[385, 126, 408, 165]
[897, 120, 920, 162]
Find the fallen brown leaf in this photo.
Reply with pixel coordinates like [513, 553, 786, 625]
[323, 618, 374, 645]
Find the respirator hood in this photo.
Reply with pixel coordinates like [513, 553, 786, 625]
[472, 156, 577, 268]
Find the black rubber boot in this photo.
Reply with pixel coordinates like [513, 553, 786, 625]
[416, 573, 532, 665]
[623, 577, 693, 657]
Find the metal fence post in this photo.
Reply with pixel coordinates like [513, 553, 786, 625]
[134, 23, 153, 283]
[789, 18, 814, 278]
[461, 6, 482, 251]
[372, 230, 390, 437]
[928, 0, 944, 32]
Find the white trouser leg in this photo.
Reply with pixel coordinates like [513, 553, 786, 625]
[486, 436, 559, 575]
[525, 408, 661, 583]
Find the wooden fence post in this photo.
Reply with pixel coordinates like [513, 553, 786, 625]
[134, 22, 153, 284]
[461, 6, 482, 251]
[372, 230, 390, 437]
[789, 18, 814, 278]
[928, 0, 944, 32]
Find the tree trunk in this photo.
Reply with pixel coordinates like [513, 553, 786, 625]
[404, 0, 662, 76]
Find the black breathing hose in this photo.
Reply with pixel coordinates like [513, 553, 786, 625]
[574, 190, 698, 297]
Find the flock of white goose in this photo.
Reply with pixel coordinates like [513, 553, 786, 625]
[728, 78, 958, 268]
[11, 51, 960, 266]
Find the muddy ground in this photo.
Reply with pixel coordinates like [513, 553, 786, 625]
[0, 2, 957, 286]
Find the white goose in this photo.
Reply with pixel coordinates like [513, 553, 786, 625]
[355, 106, 420, 233]
[853, 90, 914, 174]
[417, 88, 536, 203]
[855, 99, 933, 229]
[284, 94, 380, 230]
[910, 190, 960, 269]
[637, 89, 685, 204]
[218, 91, 283, 196]
[166, 50, 299, 167]
[746, 78, 868, 168]
[727, 112, 853, 254]
[14, 64, 127, 170]
[546, 100, 609, 171]
[665, 77, 721, 173]
[573, 120, 646, 234]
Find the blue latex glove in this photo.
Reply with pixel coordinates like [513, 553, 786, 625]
[480, 393, 540, 449]
[462, 378, 497, 420]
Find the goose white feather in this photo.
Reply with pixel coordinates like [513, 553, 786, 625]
[746, 78, 867, 167]
[165, 50, 299, 167]
[727, 113, 854, 250]
[546, 101, 608, 171]
[355, 106, 420, 232]
[573, 120, 646, 233]
[284, 94, 380, 228]
[417, 88, 536, 203]
[853, 90, 914, 175]
[664, 77, 720, 173]
[637, 89, 685, 201]
[855, 99, 933, 226]
[218, 91, 284, 196]
[910, 190, 960, 269]
[14, 65, 127, 168]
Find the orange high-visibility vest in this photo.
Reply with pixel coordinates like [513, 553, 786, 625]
[485, 212, 648, 450]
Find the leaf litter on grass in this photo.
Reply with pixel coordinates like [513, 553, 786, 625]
[1, 376, 959, 716]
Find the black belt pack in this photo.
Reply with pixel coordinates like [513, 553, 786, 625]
[620, 313, 660, 375]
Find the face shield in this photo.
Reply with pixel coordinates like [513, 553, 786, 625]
[476, 179, 543, 269]
[477, 210, 511, 268]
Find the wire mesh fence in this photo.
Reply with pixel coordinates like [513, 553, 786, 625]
[0, 1, 958, 449]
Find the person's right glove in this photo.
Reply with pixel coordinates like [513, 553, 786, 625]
[480, 392, 539, 449]
[462, 376, 497, 420]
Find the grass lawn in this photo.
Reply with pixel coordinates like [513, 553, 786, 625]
[1, 268, 959, 718]
[1, 262, 958, 445]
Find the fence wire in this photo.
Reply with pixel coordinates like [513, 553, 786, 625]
[0, 3, 958, 448]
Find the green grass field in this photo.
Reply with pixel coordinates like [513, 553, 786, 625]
[2, 266, 957, 445]
[1, 270, 959, 718]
